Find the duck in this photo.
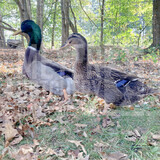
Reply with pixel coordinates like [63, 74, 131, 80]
[13, 20, 75, 102]
[61, 33, 158, 106]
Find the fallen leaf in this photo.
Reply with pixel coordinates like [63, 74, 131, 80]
[33, 139, 39, 147]
[94, 141, 109, 152]
[151, 133, 160, 140]
[102, 116, 115, 128]
[107, 152, 128, 160]
[3, 121, 18, 145]
[10, 134, 23, 146]
[92, 125, 101, 134]
[125, 136, 137, 142]
[10, 144, 36, 160]
[133, 129, 141, 138]
[75, 123, 87, 128]
[77, 152, 90, 160]
[83, 131, 88, 138]
[46, 148, 65, 157]
[100, 151, 128, 160]
[67, 140, 87, 155]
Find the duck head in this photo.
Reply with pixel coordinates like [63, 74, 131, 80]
[13, 20, 42, 50]
[61, 33, 87, 50]
[61, 33, 88, 63]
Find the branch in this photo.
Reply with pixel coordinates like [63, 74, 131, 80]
[69, 3, 77, 33]
[137, 24, 148, 47]
[43, 0, 56, 25]
[78, 0, 98, 28]
[0, 20, 14, 29]
[0, 24, 16, 32]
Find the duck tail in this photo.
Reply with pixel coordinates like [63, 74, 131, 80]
[149, 88, 160, 95]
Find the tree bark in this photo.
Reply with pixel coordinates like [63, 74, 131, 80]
[152, 0, 160, 47]
[37, 0, 44, 32]
[61, 0, 70, 45]
[51, 0, 58, 47]
[14, 0, 32, 44]
[100, 0, 105, 56]
[14, 0, 32, 21]
[0, 11, 6, 48]
[69, 3, 78, 33]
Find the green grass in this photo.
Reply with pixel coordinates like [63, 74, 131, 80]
[1, 105, 160, 160]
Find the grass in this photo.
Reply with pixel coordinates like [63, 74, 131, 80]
[1, 102, 159, 160]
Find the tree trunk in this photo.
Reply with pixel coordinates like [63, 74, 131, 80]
[14, 0, 32, 43]
[69, 3, 78, 33]
[0, 11, 6, 48]
[14, 0, 32, 21]
[100, 0, 105, 56]
[152, 0, 160, 47]
[37, 0, 44, 32]
[61, 0, 70, 45]
[51, 0, 58, 48]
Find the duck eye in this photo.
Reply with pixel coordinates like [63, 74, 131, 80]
[69, 40, 72, 44]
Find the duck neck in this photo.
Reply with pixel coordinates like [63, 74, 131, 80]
[28, 30, 42, 51]
[76, 44, 88, 64]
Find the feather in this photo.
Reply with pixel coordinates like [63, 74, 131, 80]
[61, 33, 157, 106]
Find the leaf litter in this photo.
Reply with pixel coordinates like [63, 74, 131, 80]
[0, 48, 160, 159]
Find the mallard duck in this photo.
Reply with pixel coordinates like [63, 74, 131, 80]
[61, 33, 157, 106]
[13, 20, 75, 102]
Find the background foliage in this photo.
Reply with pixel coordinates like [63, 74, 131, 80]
[0, 0, 153, 48]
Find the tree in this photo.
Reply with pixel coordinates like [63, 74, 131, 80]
[99, 0, 105, 55]
[69, 1, 78, 33]
[52, 0, 58, 47]
[152, 0, 160, 47]
[37, 0, 44, 33]
[0, 11, 6, 48]
[61, 0, 70, 45]
[14, 0, 32, 21]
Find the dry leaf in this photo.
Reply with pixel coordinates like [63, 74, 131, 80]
[46, 148, 65, 157]
[94, 141, 109, 152]
[77, 152, 90, 160]
[83, 131, 88, 138]
[3, 121, 18, 143]
[92, 125, 101, 134]
[10, 144, 35, 160]
[67, 140, 87, 155]
[100, 151, 128, 160]
[125, 136, 137, 142]
[33, 139, 40, 147]
[151, 133, 160, 140]
[102, 116, 115, 128]
[107, 152, 128, 160]
[10, 134, 23, 146]
[75, 123, 87, 128]
[133, 129, 141, 137]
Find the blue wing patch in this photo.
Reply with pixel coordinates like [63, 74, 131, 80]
[116, 79, 129, 88]
[57, 71, 66, 77]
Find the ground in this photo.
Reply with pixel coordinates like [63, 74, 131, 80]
[0, 47, 160, 160]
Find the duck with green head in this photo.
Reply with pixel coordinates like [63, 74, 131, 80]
[13, 20, 75, 102]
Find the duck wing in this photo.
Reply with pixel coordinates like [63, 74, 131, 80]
[38, 53, 74, 78]
[25, 60, 68, 96]
[23, 47, 74, 78]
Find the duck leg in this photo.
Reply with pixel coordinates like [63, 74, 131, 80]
[46, 92, 52, 102]
[63, 88, 68, 102]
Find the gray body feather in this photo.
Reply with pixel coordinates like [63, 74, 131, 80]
[23, 46, 75, 96]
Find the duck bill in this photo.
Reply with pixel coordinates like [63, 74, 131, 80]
[12, 30, 22, 36]
[60, 41, 70, 49]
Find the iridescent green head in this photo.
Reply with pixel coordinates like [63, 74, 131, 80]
[13, 20, 42, 50]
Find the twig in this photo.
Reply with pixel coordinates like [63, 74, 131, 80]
[78, 0, 98, 28]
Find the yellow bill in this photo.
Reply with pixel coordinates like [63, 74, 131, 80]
[12, 30, 22, 36]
